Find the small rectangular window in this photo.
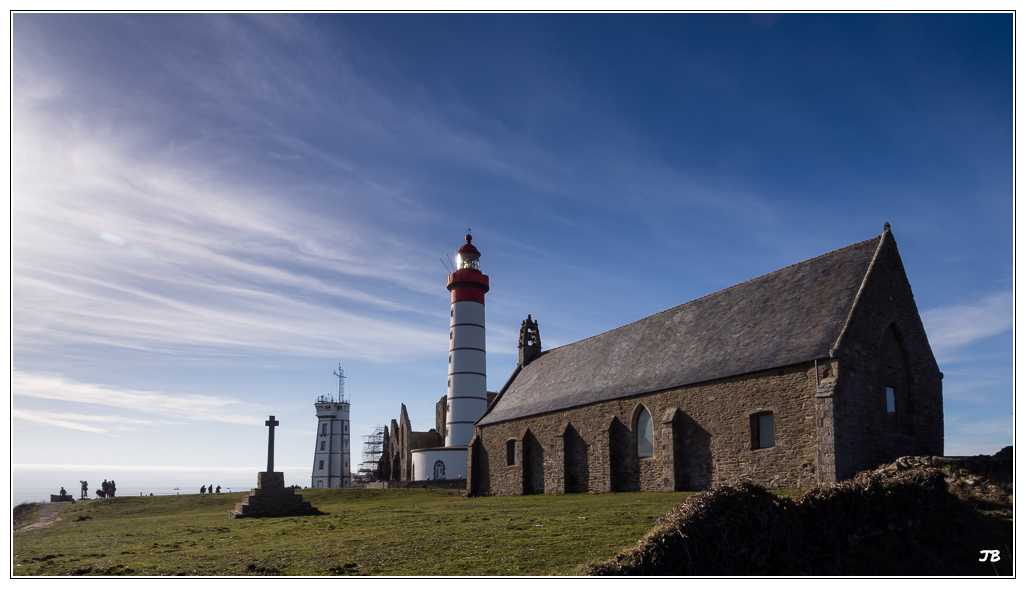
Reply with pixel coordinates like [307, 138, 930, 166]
[318, 460, 324, 470]
[885, 386, 897, 428]
[322, 424, 327, 435]
[320, 441, 326, 451]
[751, 412, 775, 449]
[506, 440, 518, 466]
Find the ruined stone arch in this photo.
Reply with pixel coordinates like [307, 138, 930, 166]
[391, 454, 401, 482]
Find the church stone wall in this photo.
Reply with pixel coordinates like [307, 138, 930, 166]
[830, 233, 944, 480]
[473, 363, 823, 496]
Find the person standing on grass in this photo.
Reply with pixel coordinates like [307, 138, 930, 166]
[102, 480, 109, 497]
[108, 480, 116, 498]
[216, 485, 221, 493]
[201, 485, 206, 494]
[80, 480, 88, 499]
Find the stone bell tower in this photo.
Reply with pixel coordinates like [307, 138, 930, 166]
[518, 314, 542, 367]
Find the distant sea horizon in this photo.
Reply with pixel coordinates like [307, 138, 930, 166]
[11, 485, 255, 507]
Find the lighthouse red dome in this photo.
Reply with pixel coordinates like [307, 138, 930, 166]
[457, 234, 481, 258]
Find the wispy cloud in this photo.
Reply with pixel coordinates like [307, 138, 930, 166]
[12, 63, 448, 364]
[10, 409, 177, 435]
[11, 410, 111, 435]
[920, 291, 1012, 356]
[12, 370, 257, 428]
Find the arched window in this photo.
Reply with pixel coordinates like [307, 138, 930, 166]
[637, 407, 654, 458]
[433, 460, 446, 479]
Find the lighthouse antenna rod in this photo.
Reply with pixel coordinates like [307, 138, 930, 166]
[439, 258, 454, 274]
[333, 364, 346, 403]
[447, 255, 456, 272]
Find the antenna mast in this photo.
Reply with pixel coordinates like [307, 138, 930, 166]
[333, 363, 346, 403]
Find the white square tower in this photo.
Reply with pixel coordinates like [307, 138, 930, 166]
[311, 366, 351, 488]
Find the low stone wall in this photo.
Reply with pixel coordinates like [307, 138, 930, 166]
[871, 448, 1013, 483]
[359, 479, 467, 491]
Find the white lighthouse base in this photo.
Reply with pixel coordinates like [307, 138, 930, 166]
[411, 446, 468, 481]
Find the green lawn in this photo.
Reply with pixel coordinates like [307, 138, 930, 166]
[13, 489, 693, 576]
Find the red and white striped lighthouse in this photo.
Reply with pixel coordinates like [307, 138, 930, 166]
[444, 233, 490, 447]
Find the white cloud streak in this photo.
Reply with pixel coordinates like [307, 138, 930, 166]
[920, 291, 1012, 354]
[11, 410, 111, 434]
[11, 408, 183, 436]
[12, 370, 258, 428]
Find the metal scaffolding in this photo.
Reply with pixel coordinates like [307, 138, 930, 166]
[356, 425, 384, 482]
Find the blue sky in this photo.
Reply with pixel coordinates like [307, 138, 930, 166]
[10, 13, 1013, 491]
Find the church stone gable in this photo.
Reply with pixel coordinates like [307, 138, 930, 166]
[830, 228, 944, 480]
[472, 362, 822, 496]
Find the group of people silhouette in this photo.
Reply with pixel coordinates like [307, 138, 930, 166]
[200, 484, 221, 494]
[99, 479, 117, 498]
[79, 479, 117, 498]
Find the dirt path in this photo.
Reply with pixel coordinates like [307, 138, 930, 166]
[15, 502, 74, 534]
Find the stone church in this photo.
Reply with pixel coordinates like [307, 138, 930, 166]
[386, 224, 944, 494]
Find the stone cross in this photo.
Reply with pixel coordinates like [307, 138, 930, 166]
[265, 416, 279, 473]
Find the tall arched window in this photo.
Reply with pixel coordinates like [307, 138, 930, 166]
[637, 407, 654, 458]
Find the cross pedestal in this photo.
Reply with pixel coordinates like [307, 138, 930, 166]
[257, 472, 285, 490]
[228, 415, 321, 519]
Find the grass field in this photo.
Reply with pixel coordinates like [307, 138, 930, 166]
[13, 488, 694, 576]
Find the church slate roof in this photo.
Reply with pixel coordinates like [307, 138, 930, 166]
[477, 234, 885, 426]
